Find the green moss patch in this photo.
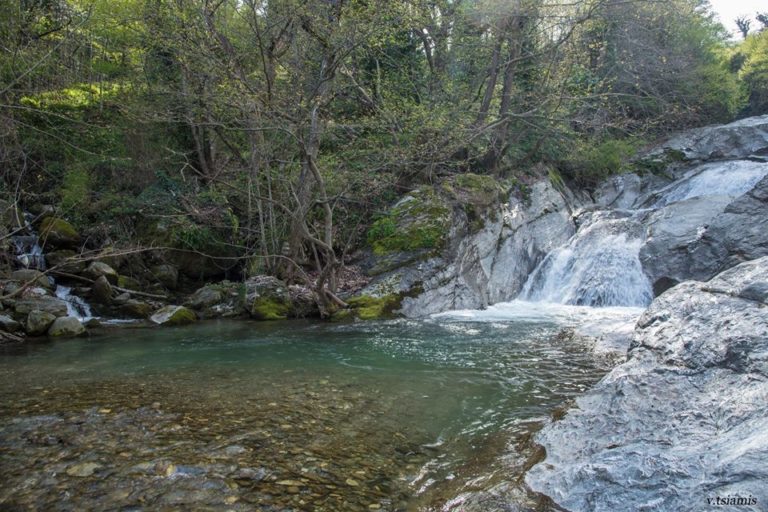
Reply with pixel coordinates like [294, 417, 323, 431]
[367, 188, 451, 256]
[344, 294, 403, 320]
[250, 297, 291, 321]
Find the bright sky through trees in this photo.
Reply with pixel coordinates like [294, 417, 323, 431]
[708, 0, 765, 37]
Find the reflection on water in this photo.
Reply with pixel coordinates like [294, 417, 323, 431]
[0, 317, 613, 511]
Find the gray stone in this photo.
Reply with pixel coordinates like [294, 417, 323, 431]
[14, 297, 68, 317]
[186, 286, 224, 310]
[91, 275, 113, 304]
[150, 264, 179, 290]
[85, 261, 118, 284]
[120, 299, 152, 318]
[150, 305, 196, 326]
[646, 114, 768, 162]
[48, 316, 86, 337]
[26, 310, 57, 336]
[45, 250, 86, 274]
[246, 276, 291, 320]
[10, 269, 52, 290]
[0, 314, 22, 333]
[526, 257, 768, 512]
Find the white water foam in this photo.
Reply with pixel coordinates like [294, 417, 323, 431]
[55, 285, 94, 322]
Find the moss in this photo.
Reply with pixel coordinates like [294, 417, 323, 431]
[117, 275, 141, 290]
[631, 148, 687, 177]
[367, 187, 451, 256]
[251, 297, 290, 321]
[345, 294, 402, 320]
[39, 217, 80, 244]
[165, 307, 196, 326]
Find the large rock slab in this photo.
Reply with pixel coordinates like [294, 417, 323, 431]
[526, 257, 768, 511]
[647, 114, 768, 162]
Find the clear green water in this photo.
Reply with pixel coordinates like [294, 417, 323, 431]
[0, 318, 607, 511]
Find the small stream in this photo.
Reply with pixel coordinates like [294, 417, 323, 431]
[0, 313, 631, 511]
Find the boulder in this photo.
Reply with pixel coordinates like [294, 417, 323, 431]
[26, 310, 57, 336]
[186, 285, 224, 310]
[47, 316, 86, 337]
[38, 217, 80, 248]
[85, 261, 118, 284]
[0, 314, 22, 333]
[45, 250, 86, 274]
[14, 297, 68, 317]
[10, 269, 52, 290]
[91, 276, 113, 305]
[150, 264, 179, 290]
[246, 276, 291, 320]
[646, 114, 768, 162]
[150, 305, 196, 326]
[526, 257, 768, 511]
[120, 300, 152, 319]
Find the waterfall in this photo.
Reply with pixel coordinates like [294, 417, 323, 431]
[55, 285, 94, 322]
[521, 214, 653, 307]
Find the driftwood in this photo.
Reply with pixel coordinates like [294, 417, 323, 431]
[50, 271, 168, 300]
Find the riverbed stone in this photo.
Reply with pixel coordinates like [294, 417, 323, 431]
[120, 299, 152, 318]
[526, 257, 768, 511]
[26, 310, 57, 336]
[0, 314, 22, 333]
[14, 296, 68, 317]
[150, 264, 179, 290]
[85, 262, 118, 285]
[246, 276, 291, 321]
[10, 269, 52, 290]
[45, 250, 86, 274]
[91, 276, 113, 305]
[150, 305, 196, 326]
[38, 217, 80, 248]
[48, 317, 86, 337]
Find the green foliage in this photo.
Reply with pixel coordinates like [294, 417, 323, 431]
[733, 30, 768, 115]
[60, 167, 91, 213]
[568, 138, 641, 184]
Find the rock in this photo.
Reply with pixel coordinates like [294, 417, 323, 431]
[186, 285, 224, 310]
[66, 462, 102, 477]
[120, 299, 152, 319]
[14, 297, 68, 317]
[45, 250, 86, 274]
[91, 275, 113, 304]
[47, 317, 86, 337]
[85, 262, 118, 284]
[150, 264, 179, 290]
[112, 292, 131, 305]
[646, 114, 768, 162]
[394, 180, 579, 317]
[0, 199, 25, 231]
[10, 269, 52, 290]
[246, 276, 291, 321]
[38, 217, 80, 248]
[26, 310, 57, 336]
[526, 257, 768, 511]
[117, 274, 142, 291]
[150, 305, 196, 326]
[0, 314, 22, 333]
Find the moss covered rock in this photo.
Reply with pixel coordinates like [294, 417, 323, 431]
[120, 300, 152, 319]
[246, 276, 292, 321]
[85, 261, 118, 284]
[341, 294, 403, 321]
[367, 187, 452, 256]
[38, 217, 80, 248]
[26, 310, 57, 336]
[48, 316, 86, 337]
[150, 305, 197, 326]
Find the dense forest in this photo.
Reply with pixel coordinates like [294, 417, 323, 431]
[2, 0, 767, 311]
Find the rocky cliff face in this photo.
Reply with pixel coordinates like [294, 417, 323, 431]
[525, 256, 768, 511]
[363, 115, 768, 317]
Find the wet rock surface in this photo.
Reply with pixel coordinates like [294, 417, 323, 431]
[526, 257, 768, 511]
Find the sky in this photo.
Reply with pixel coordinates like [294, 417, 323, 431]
[707, 0, 765, 38]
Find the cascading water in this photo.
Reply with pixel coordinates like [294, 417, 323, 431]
[55, 285, 94, 322]
[11, 213, 46, 270]
[521, 213, 653, 307]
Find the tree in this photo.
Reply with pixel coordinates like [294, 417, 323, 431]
[736, 16, 751, 39]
